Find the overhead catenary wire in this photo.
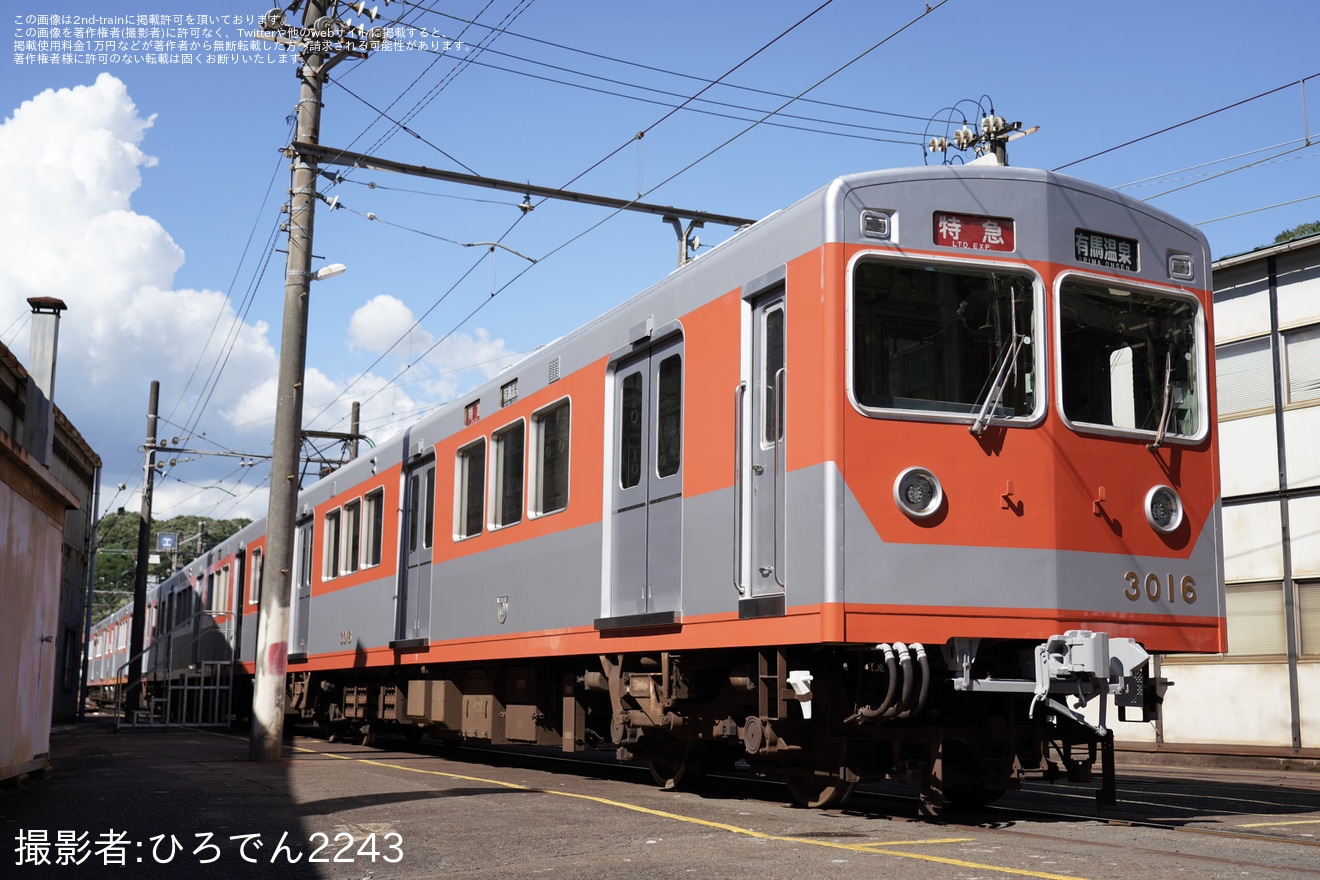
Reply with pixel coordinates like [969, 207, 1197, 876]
[305, 0, 853, 426]
[386, 38, 928, 143]
[405, 1, 941, 127]
[1145, 141, 1315, 201]
[1115, 136, 1318, 191]
[1053, 72, 1319, 172]
[113, 10, 1309, 517]
[328, 0, 954, 425]
[1197, 192, 1320, 228]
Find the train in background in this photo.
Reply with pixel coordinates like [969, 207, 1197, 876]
[88, 158, 1225, 813]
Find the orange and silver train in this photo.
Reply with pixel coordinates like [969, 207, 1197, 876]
[90, 162, 1224, 812]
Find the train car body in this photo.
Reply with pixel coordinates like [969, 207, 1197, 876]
[96, 162, 1225, 811]
[87, 521, 264, 722]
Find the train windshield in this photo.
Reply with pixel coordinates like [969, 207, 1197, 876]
[1058, 279, 1201, 439]
[851, 259, 1037, 421]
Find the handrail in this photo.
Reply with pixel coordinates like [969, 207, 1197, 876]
[113, 632, 172, 732]
[733, 381, 747, 596]
[772, 367, 786, 589]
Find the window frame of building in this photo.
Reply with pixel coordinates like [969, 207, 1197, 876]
[1224, 580, 1288, 656]
[1283, 323, 1320, 408]
[1217, 335, 1275, 419]
[1299, 579, 1320, 657]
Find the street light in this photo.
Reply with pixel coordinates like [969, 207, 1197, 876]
[313, 263, 346, 281]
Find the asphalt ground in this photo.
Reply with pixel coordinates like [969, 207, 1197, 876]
[4, 720, 1320, 880]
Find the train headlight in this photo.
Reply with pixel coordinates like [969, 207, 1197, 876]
[1145, 485, 1183, 534]
[893, 467, 944, 519]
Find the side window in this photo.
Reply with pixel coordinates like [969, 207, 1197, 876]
[763, 307, 784, 444]
[656, 353, 682, 478]
[456, 439, 486, 539]
[492, 421, 525, 528]
[533, 400, 570, 516]
[407, 473, 421, 553]
[212, 566, 230, 613]
[324, 508, 341, 579]
[249, 548, 263, 605]
[363, 489, 384, 567]
[424, 467, 435, 549]
[343, 498, 361, 574]
[620, 372, 643, 489]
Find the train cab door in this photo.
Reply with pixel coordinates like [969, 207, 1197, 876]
[291, 517, 313, 656]
[396, 455, 435, 645]
[743, 291, 787, 613]
[608, 334, 684, 622]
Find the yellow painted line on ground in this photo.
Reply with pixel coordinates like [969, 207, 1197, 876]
[1238, 818, 1320, 828]
[292, 744, 1090, 880]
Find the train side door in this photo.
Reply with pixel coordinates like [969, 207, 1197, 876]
[291, 518, 312, 655]
[397, 456, 435, 644]
[747, 292, 786, 604]
[609, 335, 684, 620]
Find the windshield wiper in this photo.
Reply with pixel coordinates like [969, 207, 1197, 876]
[969, 333, 1029, 436]
[1147, 350, 1174, 451]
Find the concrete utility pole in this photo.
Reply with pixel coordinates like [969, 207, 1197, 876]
[250, 0, 331, 761]
[126, 379, 159, 716]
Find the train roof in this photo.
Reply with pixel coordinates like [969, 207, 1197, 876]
[295, 162, 1209, 506]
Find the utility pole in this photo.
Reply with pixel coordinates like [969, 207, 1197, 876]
[251, 0, 376, 760]
[126, 379, 159, 716]
[249, 0, 330, 761]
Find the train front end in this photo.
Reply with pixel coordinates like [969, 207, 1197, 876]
[821, 164, 1224, 806]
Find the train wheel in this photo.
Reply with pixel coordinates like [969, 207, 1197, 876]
[647, 741, 698, 790]
[784, 771, 856, 809]
[945, 783, 1006, 809]
[647, 755, 690, 790]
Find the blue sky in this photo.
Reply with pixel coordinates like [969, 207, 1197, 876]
[3, 0, 1318, 522]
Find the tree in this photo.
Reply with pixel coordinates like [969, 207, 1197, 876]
[91, 513, 252, 620]
[1274, 220, 1320, 244]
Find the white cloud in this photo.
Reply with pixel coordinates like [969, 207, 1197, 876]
[1, 74, 513, 517]
[346, 295, 514, 404]
[0, 74, 280, 511]
[348, 294, 433, 355]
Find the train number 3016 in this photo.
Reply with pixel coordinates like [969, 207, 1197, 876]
[1124, 571, 1196, 604]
